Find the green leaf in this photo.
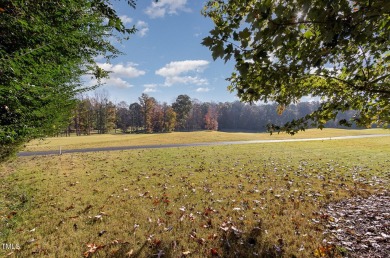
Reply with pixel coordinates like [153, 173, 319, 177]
[303, 30, 314, 39]
[201, 36, 214, 47]
[211, 42, 225, 60]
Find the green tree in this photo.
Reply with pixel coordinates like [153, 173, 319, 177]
[202, 0, 390, 134]
[0, 0, 136, 160]
[129, 102, 143, 132]
[187, 99, 204, 131]
[116, 101, 130, 133]
[172, 94, 192, 131]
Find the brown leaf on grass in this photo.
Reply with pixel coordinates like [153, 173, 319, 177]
[210, 248, 219, 256]
[126, 249, 134, 257]
[182, 250, 191, 256]
[83, 243, 105, 257]
[7, 211, 17, 218]
[94, 214, 103, 221]
[152, 239, 162, 247]
[157, 218, 165, 226]
[208, 233, 218, 240]
[207, 219, 213, 227]
[204, 207, 215, 216]
[220, 226, 229, 232]
[197, 238, 206, 245]
[82, 204, 93, 214]
[314, 244, 336, 257]
[65, 204, 75, 211]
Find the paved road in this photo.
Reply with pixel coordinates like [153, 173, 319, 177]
[17, 134, 390, 157]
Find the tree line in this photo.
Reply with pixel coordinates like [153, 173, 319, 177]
[62, 93, 360, 136]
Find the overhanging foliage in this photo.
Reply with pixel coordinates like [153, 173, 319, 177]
[0, 0, 136, 161]
[202, 0, 390, 134]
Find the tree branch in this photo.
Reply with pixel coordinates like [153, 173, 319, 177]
[316, 74, 390, 95]
[369, 74, 390, 84]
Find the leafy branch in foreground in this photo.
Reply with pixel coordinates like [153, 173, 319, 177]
[202, 0, 390, 134]
[0, 0, 137, 161]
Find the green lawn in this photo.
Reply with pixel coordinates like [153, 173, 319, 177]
[1, 135, 389, 257]
[24, 128, 390, 152]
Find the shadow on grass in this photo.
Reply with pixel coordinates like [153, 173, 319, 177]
[99, 225, 286, 258]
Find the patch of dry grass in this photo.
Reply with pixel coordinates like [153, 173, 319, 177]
[1, 136, 389, 257]
[23, 128, 390, 152]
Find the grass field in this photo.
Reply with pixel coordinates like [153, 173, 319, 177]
[24, 128, 390, 152]
[1, 132, 389, 257]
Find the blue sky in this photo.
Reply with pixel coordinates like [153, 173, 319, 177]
[85, 0, 237, 104]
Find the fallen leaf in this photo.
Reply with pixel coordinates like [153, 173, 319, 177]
[182, 250, 191, 255]
[84, 243, 105, 257]
[210, 248, 219, 256]
[126, 249, 134, 257]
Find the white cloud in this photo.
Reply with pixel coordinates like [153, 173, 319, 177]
[156, 60, 209, 86]
[85, 77, 134, 89]
[167, 76, 208, 86]
[136, 21, 149, 37]
[143, 83, 159, 93]
[118, 16, 148, 37]
[156, 60, 209, 77]
[97, 62, 145, 78]
[196, 87, 210, 92]
[145, 0, 191, 19]
[143, 83, 158, 88]
[300, 95, 320, 102]
[102, 77, 134, 89]
[144, 87, 158, 93]
[85, 62, 145, 89]
[119, 15, 133, 25]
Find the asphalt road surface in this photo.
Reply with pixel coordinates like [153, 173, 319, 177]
[18, 134, 390, 157]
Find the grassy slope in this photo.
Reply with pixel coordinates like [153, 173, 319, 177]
[1, 136, 389, 257]
[24, 128, 390, 152]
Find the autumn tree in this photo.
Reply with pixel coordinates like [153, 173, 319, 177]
[79, 98, 95, 135]
[163, 104, 177, 132]
[139, 93, 156, 133]
[204, 104, 219, 131]
[0, 0, 137, 160]
[94, 91, 116, 134]
[152, 103, 164, 132]
[202, 0, 390, 134]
